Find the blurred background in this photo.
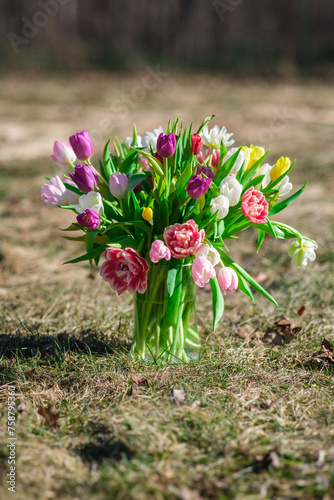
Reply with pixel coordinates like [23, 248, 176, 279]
[0, 0, 333, 289]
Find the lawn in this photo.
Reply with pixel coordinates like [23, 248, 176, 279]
[0, 72, 334, 500]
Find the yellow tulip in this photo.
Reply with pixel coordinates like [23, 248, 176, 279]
[142, 207, 153, 222]
[270, 157, 291, 181]
[242, 145, 265, 172]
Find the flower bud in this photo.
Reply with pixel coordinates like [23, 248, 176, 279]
[109, 172, 128, 199]
[69, 130, 94, 161]
[270, 157, 291, 181]
[242, 145, 265, 172]
[142, 207, 153, 222]
[219, 176, 242, 206]
[187, 174, 212, 199]
[210, 195, 230, 219]
[149, 240, 171, 263]
[191, 257, 216, 288]
[69, 164, 98, 193]
[218, 267, 238, 295]
[76, 209, 101, 230]
[51, 141, 76, 166]
[288, 238, 318, 266]
[191, 134, 203, 155]
[156, 133, 176, 158]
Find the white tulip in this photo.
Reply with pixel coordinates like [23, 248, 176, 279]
[195, 244, 220, 267]
[277, 175, 292, 198]
[210, 195, 230, 219]
[219, 176, 242, 206]
[201, 125, 234, 149]
[142, 126, 164, 153]
[222, 147, 246, 174]
[288, 238, 318, 266]
[75, 191, 104, 215]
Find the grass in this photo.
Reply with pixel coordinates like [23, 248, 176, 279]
[0, 73, 334, 499]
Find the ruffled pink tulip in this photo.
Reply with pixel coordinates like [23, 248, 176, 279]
[149, 240, 171, 263]
[41, 176, 66, 206]
[191, 257, 216, 288]
[100, 247, 149, 295]
[163, 220, 205, 259]
[218, 267, 238, 295]
[51, 141, 76, 166]
[241, 187, 268, 224]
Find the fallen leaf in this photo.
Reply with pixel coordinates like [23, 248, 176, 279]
[310, 338, 334, 366]
[24, 368, 39, 378]
[37, 403, 60, 429]
[168, 389, 186, 406]
[262, 317, 302, 345]
[132, 374, 148, 387]
[297, 305, 306, 317]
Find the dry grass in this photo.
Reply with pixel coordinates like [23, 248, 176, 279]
[0, 72, 334, 499]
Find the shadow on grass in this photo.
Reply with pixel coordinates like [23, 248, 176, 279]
[76, 432, 135, 464]
[0, 329, 131, 384]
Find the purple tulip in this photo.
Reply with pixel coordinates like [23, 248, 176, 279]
[186, 174, 212, 199]
[196, 164, 214, 179]
[69, 164, 98, 193]
[76, 209, 100, 230]
[69, 130, 94, 161]
[156, 133, 176, 158]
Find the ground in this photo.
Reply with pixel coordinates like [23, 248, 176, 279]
[0, 72, 334, 500]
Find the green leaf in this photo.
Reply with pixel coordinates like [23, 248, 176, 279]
[256, 229, 265, 253]
[237, 275, 255, 303]
[63, 183, 83, 196]
[103, 138, 114, 178]
[218, 250, 278, 306]
[196, 115, 215, 134]
[167, 258, 178, 297]
[127, 172, 149, 192]
[210, 278, 224, 331]
[269, 183, 308, 216]
[214, 148, 242, 186]
[175, 161, 193, 196]
[119, 149, 138, 175]
[60, 223, 82, 232]
[64, 243, 107, 265]
[131, 148, 164, 177]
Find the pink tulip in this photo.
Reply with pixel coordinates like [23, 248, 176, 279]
[241, 187, 268, 224]
[218, 267, 238, 295]
[41, 176, 66, 206]
[197, 148, 220, 170]
[149, 240, 171, 263]
[163, 219, 205, 259]
[191, 257, 216, 287]
[51, 141, 76, 166]
[100, 247, 149, 295]
[109, 172, 128, 199]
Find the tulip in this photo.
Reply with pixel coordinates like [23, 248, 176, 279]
[288, 239, 318, 266]
[222, 147, 246, 174]
[142, 207, 153, 222]
[218, 267, 238, 295]
[69, 130, 94, 161]
[242, 145, 265, 172]
[41, 176, 66, 206]
[270, 157, 291, 181]
[191, 257, 216, 288]
[195, 244, 220, 267]
[210, 195, 230, 219]
[149, 240, 171, 263]
[76, 209, 101, 230]
[200, 125, 234, 149]
[191, 134, 203, 155]
[219, 176, 242, 206]
[109, 172, 128, 199]
[51, 141, 76, 166]
[163, 220, 205, 259]
[75, 191, 104, 216]
[69, 164, 98, 193]
[241, 187, 268, 224]
[156, 133, 176, 158]
[187, 174, 212, 199]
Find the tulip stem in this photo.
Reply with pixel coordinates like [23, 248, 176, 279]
[164, 158, 169, 196]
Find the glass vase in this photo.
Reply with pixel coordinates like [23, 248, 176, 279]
[132, 258, 201, 363]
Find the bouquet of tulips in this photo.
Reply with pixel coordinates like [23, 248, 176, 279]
[42, 115, 317, 362]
